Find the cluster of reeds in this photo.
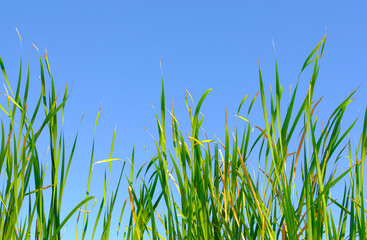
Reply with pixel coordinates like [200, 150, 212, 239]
[0, 34, 366, 239]
[0, 34, 126, 239]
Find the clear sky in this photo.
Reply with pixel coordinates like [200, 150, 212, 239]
[1, 1, 367, 238]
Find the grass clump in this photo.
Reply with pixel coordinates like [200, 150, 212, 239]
[0, 33, 366, 239]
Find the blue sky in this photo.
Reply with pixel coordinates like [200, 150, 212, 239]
[1, 1, 367, 238]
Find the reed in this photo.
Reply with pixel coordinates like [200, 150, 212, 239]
[0, 33, 365, 239]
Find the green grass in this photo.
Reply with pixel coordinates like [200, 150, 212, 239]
[0, 33, 366, 239]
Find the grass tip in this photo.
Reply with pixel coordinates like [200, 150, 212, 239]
[32, 43, 39, 52]
[15, 27, 22, 45]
